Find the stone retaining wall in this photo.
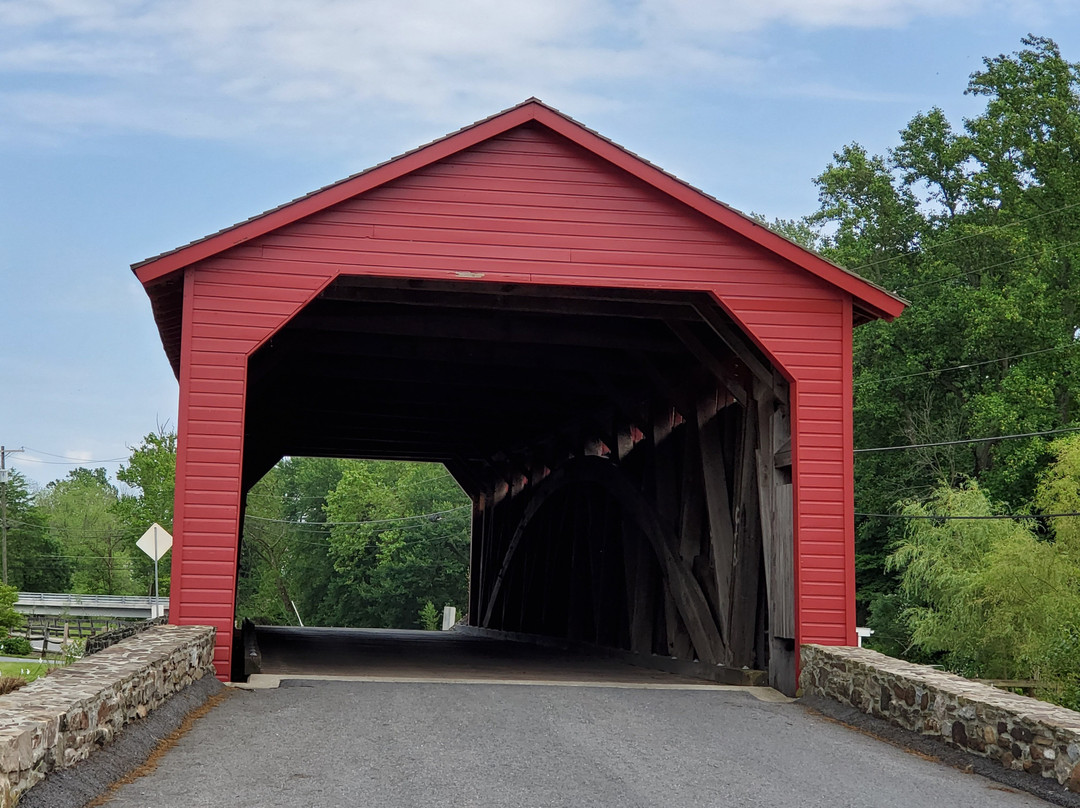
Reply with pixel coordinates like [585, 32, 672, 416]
[0, 624, 215, 807]
[84, 615, 168, 656]
[800, 644, 1080, 791]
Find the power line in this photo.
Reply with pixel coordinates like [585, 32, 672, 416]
[10, 504, 470, 537]
[21, 447, 130, 464]
[854, 345, 1072, 387]
[243, 512, 471, 539]
[18, 458, 128, 466]
[6, 519, 139, 538]
[1, 445, 27, 585]
[849, 199, 1080, 275]
[898, 237, 1080, 292]
[854, 425, 1080, 454]
[243, 504, 469, 528]
[857, 511, 1080, 521]
[264, 526, 470, 551]
[245, 472, 456, 502]
[6, 554, 145, 561]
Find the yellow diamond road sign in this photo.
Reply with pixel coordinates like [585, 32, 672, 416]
[137, 523, 173, 561]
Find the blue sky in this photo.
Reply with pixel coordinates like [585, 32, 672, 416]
[1, 0, 1077, 489]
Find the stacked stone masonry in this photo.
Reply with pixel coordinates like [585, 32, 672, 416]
[0, 624, 215, 807]
[800, 644, 1080, 791]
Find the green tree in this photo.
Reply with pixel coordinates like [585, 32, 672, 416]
[234, 458, 469, 630]
[37, 468, 134, 595]
[885, 463, 1080, 708]
[323, 461, 470, 629]
[419, 601, 440, 631]
[236, 457, 351, 625]
[115, 429, 177, 596]
[116, 429, 176, 531]
[804, 36, 1080, 625]
[0, 470, 71, 592]
[1035, 433, 1080, 556]
[270, 457, 350, 625]
[0, 585, 22, 636]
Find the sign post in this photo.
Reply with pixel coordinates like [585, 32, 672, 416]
[137, 523, 173, 618]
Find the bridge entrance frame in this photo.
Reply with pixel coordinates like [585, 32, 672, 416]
[132, 99, 904, 691]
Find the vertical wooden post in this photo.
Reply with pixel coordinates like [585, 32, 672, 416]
[652, 405, 692, 659]
[756, 379, 796, 694]
[697, 398, 736, 666]
[727, 401, 763, 668]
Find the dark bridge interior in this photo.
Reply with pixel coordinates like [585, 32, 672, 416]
[239, 277, 795, 692]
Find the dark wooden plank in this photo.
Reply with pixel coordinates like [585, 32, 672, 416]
[319, 282, 704, 321]
[566, 489, 590, 642]
[691, 302, 788, 405]
[621, 513, 656, 654]
[612, 417, 635, 463]
[481, 456, 724, 664]
[698, 403, 736, 666]
[664, 319, 748, 405]
[652, 406, 692, 659]
[468, 495, 484, 624]
[587, 491, 609, 644]
[292, 307, 686, 354]
[727, 402, 763, 667]
[755, 380, 796, 694]
[767, 401, 795, 639]
[677, 409, 707, 613]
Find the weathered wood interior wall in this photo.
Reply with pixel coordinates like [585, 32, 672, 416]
[472, 374, 796, 691]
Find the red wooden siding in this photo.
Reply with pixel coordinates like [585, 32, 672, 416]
[172, 268, 333, 671]
[169, 122, 863, 676]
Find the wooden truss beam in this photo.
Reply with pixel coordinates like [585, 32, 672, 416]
[480, 455, 725, 665]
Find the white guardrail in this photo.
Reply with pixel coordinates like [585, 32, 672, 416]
[16, 593, 169, 607]
[15, 592, 170, 619]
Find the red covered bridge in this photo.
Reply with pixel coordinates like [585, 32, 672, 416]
[133, 99, 904, 693]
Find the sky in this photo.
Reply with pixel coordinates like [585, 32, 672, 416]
[1, 0, 1078, 490]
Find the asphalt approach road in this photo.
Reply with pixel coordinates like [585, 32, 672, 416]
[99, 679, 1053, 808]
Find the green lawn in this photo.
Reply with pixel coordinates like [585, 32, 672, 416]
[0, 661, 51, 682]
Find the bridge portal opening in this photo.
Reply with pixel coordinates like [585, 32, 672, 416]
[237, 278, 796, 691]
[138, 104, 902, 690]
[236, 457, 470, 631]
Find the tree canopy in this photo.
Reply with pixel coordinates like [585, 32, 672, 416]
[236, 457, 469, 630]
[797, 35, 1080, 703]
[1, 470, 71, 592]
[885, 437, 1080, 708]
[36, 467, 132, 595]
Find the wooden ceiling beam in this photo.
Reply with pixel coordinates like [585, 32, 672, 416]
[663, 319, 748, 406]
[317, 283, 703, 321]
[255, 392, 583, 425]
[689, 301, 787, 404]
[286, 308, 684, 354]
[252, 330, 655, 378]
[325, 276, 708, 307]
[250, 356, 645, 400]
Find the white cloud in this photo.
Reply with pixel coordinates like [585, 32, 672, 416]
[0, 0, 997, 148]
[639, 0, 979, 34]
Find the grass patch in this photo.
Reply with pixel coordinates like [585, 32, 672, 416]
[0, 661, 50, 682]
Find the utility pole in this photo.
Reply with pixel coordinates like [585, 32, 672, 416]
[0, 446, 25, 586]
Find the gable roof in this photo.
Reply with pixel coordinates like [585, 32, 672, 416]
[132, 98, 905, 322]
